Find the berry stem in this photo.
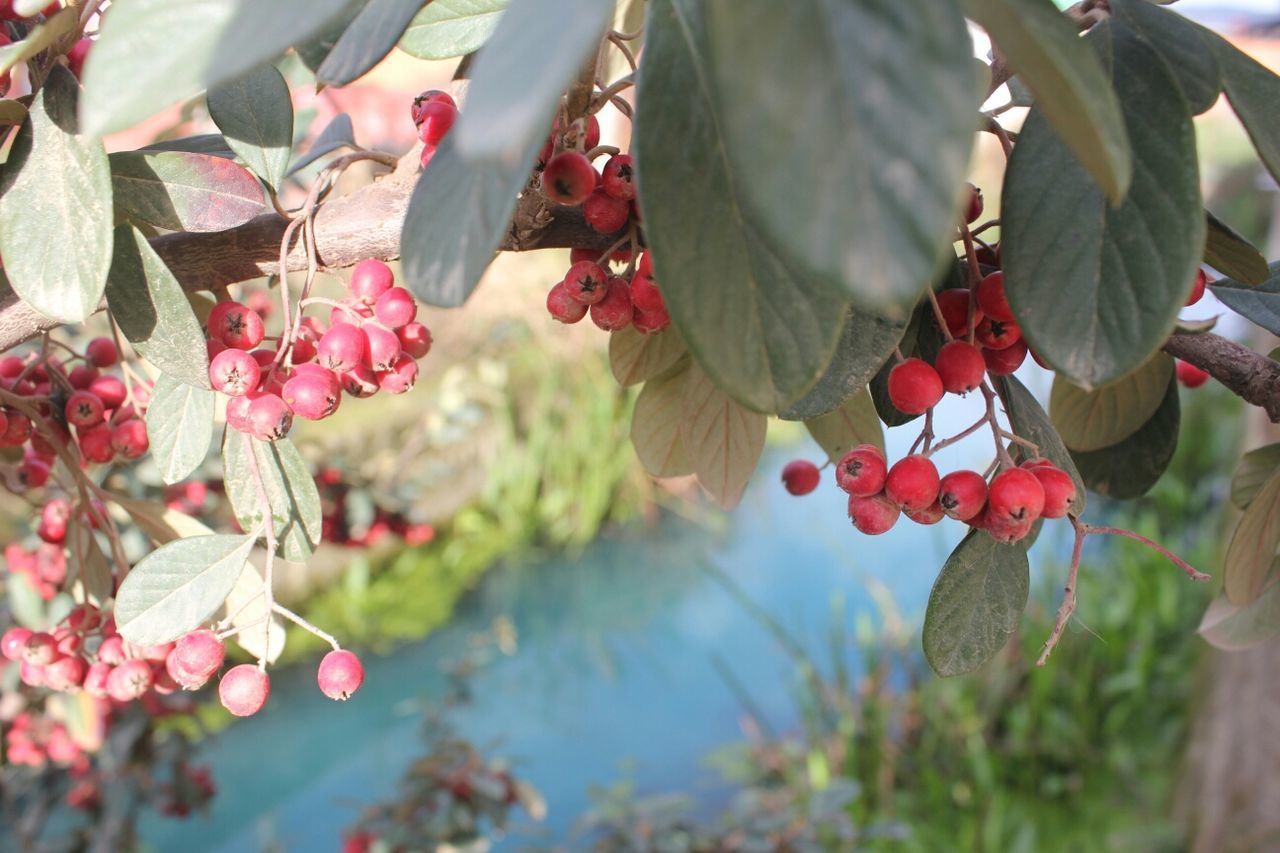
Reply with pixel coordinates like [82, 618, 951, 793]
[270, 602, 341, 652]
[242, 438, 278, 670]
[998, 429, 1041, 455]
[925, 412, 990, 457]
[979, 382, 1016, 470]
[959, 222, 984, 342]
[1075, 522, 1211, 582]
[924, 289, 955, 343]
[590, 73, 636, 114]
[299, 296, 363, 319]
[607, 33, 639, 72]
[1037, 519, 1087, 667]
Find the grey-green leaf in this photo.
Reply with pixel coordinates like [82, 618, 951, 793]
[1211, 261, 1280, 336]
[1110, 0, 1220, 115]
[221, 432, 322, 562]
[704, 0, 977, 312]
[114, 534, 256, 646]
[141, 134, 237, 159]
[207, 64, 294, 190]
[780, 309, 906, 421]
[1225, 470, 1280, 606]
[609, 326, 687, 387]
[146, 373, 215, 484]
[1199, 563, 1280, 651]
[993, 375, 1086, 516]
[0, 66, 113, 324]
[110, 151, 267, 233]
[970, 0, 1131, 201]
[1002, 22, 1204, 389]
[1070, 375, 1180, 501]
[286, 113, 357, 176]
[1204, 210, 1269, 285]
[106, 225, 211, 389]
[316, 0, 424, 86]
[1232, 443, 1280, 510]
[1208, 29, 1280, 188]
[400, 0, 506, 59]
[922, 531, 1030, 677]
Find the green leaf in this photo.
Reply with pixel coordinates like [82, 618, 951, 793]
[0, 99, 27, 125]
[1211, 261, 1280, 337]
[106, 225, 211, 389]
[141, 134, 237, 159]
[1002, 22, 1204, 389]
[110, 151, 267, 233]
[0, 8, 77, 77]
[1070, 375, 1180, 501]
[704, 0, 977, 312]
[1232, 443, 1280, 510]
[630, 363, 693, 479]
[609, 326, 687, 387]
[1225, 470, 1280, 606]
[0, 66, 113, 324]
[680, 362, 767, 509]
[115, 495, 216, 543]
[1110, 0, 1220, 115]
[635, 0, 847, 413]
[67, 525, 113, 606]
[113, 534, 256, 647]
[1049, 354, 1173, 452]
[207, 64, 294, 190]
[780, 309, 906, 421]
[1204, 210, 1269, 285]
[316, 0, 424, 86]
[80, 0, 359, 137]
[804, 388, 883, 463]
[1208, 30, 1280, 188]
[400, 0, 506, 59]
[993, 375, 1086, 516]
[146, 373, 215, 485]
[1199, 562, 1280, 651]
[221, 432, 322, 562]
[455, 0, 613, 159]
[969, 0, 1132, 201]
[286, 113, 356, 176]
[922, 531, 1030, 677]
[297, 3, 366, 73]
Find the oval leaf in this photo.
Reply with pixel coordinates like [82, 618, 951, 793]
[1232, 442, 1280, 510]
[115, 495, 216, 544]
[1204, 210, 1269, 285]
[221, 432, 322, 563]
[0, 66, 113, 324]
[0, 8, 77, 77]
[316, 0, 424, 87]
[114, 534, 256, 646]
[1069, 375, 1180, 501]
[287, 113, 357, 177]
[399, 0, 507, 59]
[922, 531, 1030, 678]
[1110, 0, 1220, 115]
[106, 224, 211, 389]
[781, 309, 906, 421]
[993, 375, 1086, 516]
[1049, 354, 1173, 452]
[1209, 29, 1280, 189]
[207, 64, 294, 191]
[222, 560, 286, 663]
[631, 364, 693, 479]
[1199, 564, 1280, 651]
[609, 326, 687, 387]
[680, 363, 767, 509]
[141, 134, 237, 159]
[146, 374, 215, 485]
[1225, 469, 1280, 606]
[1211, 261, 1280, 337]
[110, 150, 266, 233]
[804, 388, 884, 463]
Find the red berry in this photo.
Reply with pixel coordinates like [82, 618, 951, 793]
[85, 337, 118, 368]
[65, 390, 105, 427]
[1028, 463, 1075, 519]
[362, 323, 402, 372]
[97, 635, 126, 665]
[938, 470, 988, 521]
[411, 89, 455, 125]
[318, 323, 368, 373]
[934, 341, 985, 394]
[78, 423, 115, 463]
[835, 445, 886, 497]
[630, 273, 665, 313]
[1, 627, 31, 661]
[934, 290, 978, 338]
[89, 375, 126, 409]
[225, 393, 254, 432]
[977, 271, 1013, 323]
[1176, 360, 1209, 388]
[632, 306, 671, 335]
[415, 100, 457, 146]
[46, 655, 87, 691]
[0, 409, 28, 444]
[984, 508, 1035, 544]
[67, 364, 98, 389]
[987, 467, 1045, 526]
[1186, 269, 1207, 307]
[906, 500, 944, 525]
[885, 455, 941, 512]
[563, 261, 610, 305]
[210, 303, 265, 350]
[964, 183, 984, 224]
[975, 316, 1021, 350]
[601, 154, 636, 201]
[781, 460, 820, 496]
[19, 456, 51, 488]
[376, 354, 418, 395]
[397, 322, 432, 359]
[110, 419, 149, 459]
[349, 259, 394, 305]
[219, 664, 270, 716]
[66, 37, 91, 80]
[340, 365, 379, 398]
[547, 282, 588, 324]
[18, 661, 46, 687]
[283, 365, 341, 420]
[83, 662, 111, 698]
[65, 603, 101, 632]
[106, 658, 153, 701]
[317, 649, 364, 700]
[373, 287, 417, 329]
[583, 189, 630, 234]
[166, 629, 225, 690]
[330, 299, 372, 326]
[209, 348, 261, 397]
[246, 393, 292, 441]
[887, 358, 943, 415]
[589, 277, 634, 331]
[982, 339, 1028, 376]
[541, 151, 597, 205]
[848, 493, 901, 535]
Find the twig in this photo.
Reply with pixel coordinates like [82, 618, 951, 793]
[271, 602, 341, 651]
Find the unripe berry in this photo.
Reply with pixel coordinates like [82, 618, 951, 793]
[219, 664, 270, 716]
[349, 259, 394, 305]
[363, 323, 403, 372]
[166, 629, 226, 690]
[848, 493, 901, 535]
[89, 375, 127, 409]
[282, 366, 341, 421]
[987, 467, 1045, 526]
[1, 626, 32, 661]
[964, 183, 984, 224]
[583, 189, 630, 234]
[317, 649, 364, 700]
[975, 316, 1021, 350]
[982, 339, 1027, 376]
[209, 303, 265, 350]
[976, 271, 1013, 323]
[106, 658, 153, 701]
[85, 337, 118, 368]
[415, 100, 457, 146]
[373, 287, 417, 329]
[65, 390, 105, 427]
[887, 358, 943, 415]
[541, 151, 597, 205]
[209, 348, 261, 397]
[589, 277, 634, 331]
[318, 323, 368, 373]
[397, 322, 432, 359]
[601, 154, 636, 201]
[885, 455, 941, 512]
[781, 460, 820, 496]
[630, 273, 665, 313]
[934, 341, 985, 394]
[1028, 463, 1075, 519]
[376, 354, 418, 395]
[246, 393, 292, 441]
[1186, 269, 1207, 306]
[835, 444, 886, 497]
[938, 470, 987, 521]
[632, 306, 671, 335]
[67, 364, 99, 389]
[340, 364, 379, 398]
[563, 261, 610, 305]
[906, 500, 944, 525]
[1177, 360, 1209, 388]
[547, 281, 588, 324]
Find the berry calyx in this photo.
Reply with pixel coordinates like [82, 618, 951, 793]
[934, 341, 986, 394]
[987, 467, 1045, 526]
[848, 493, 901, 535]
[938, 469, 988, 521]
[563, 261, 610, 305]
[209, 348, 261, 397]
[219, 664, 270, 717]
[65, 390, 105, 428]
[781, 460, 820, 496]
[209, 302, 265, 350]
[975, 316, 1021, 350]
[887, 358, 944, 415]
[601, 154, 636, 201]
[317, 649, 364, 701]
[835, 445, 887, 497]
[884, 455, 941, 512]
[541, 151, 597, 206]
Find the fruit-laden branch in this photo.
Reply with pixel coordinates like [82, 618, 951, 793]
[1163, 331, 1280, 422]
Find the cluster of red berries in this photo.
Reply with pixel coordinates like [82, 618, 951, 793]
[216, 648, 364, 718]
[209, 259, 430, 442]
[411, 89, 458, 168]
[316, 467, 435, 548]
[4, 709, 84, 769]
[5, 542, 66, 601]
[546, 247, 670, 335]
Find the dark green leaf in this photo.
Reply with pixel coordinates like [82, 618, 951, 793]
[970, 0, 1131, 200]
[1225, 470, 1280, 606]
[221, 432, 322, 563]
[110, 151, 267, 233]
[680, 362, 767, 509]
[286, 113, 356, 176]
[631, 363, 692, 479]
[113, 534, 256, 646]
[1208, 30, 1280, 187]
[1070, 375, 1179, 500]
[0, 67, 113, 324]
[399, 0, 506, 59]
[1002, 23, 1203, 389]
[993, 375, 1086, 516]
[318, 0, 432, 86]
[704, 0, 977, 311]
[1232, 442, 1280, 510]
[297, 2, 367, 73]
[146, 373, 215, 485]
[634, 0, 847, 413]
[804, 388, 884, 462]
[80, 0, 359, 137]
[1204, 210, 1269, 285]
[207, 64, 294, 190]
[1211, 261, 1280, 336]
[781, 309, 906, 421]
[1199, 563, 1280, 651]
[106, 225, 211, 389]
[456, 0, 612, 158]
[1110, 0, 1220, 115]
[609, 326, 687, 387]
[141, 134, 237, 159]
[1049, 354, 1173, 451]
[922, 531, 1030, 677]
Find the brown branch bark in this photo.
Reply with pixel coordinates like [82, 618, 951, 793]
[1164, 331, 1280, 423]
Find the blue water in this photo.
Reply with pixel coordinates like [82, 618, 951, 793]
[143, 390, 1071, 852]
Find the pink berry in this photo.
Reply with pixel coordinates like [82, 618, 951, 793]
[362, 323, 403, 372]
[630, 273, 664, 313]
[210, 303, 265, 350]
[219, 664, 270, 716]
[547, 282, 588, 324]
[340, 364, 379, 398]
[601, 154, 636, 201]
[282, 366, 341, 421]
[411, 89, 455, 126]
[1, 627, 31, 661]
[83, 662, 111, 698]
[246, 393, 292, 441]
[373, 287, 417, 330]
[906, 500, 945, 525]
[166, 629, 225, 690]
[316, 649, 364, 701]
[65, 390, 105, 427]
[781, 460, 820, 496]
[415, 100, 457, 146]
[318, 323, 368, 373]
[848, 493, 901, 535]
[376, 354, 418, 395]
[225, 393, 255, 432]
[419, 144, 437, 170]
[934, 341, 985, 395]
[89, 375, 127, 409]
[885, 455, 941, 512]
[106, 658, 153, 701]
[987, 468, 1045, 526]
[46, 655, 87, 691]
[85, 337, 118, 368]
[110, 419, 149, 459]
[38, 500, 71, 547]
[564, 261, 611, 305]
[97, 635, 126, 665]
[583, 189, 630, 234]
[589, 277, 634, 331]
[397, 322, 432, 359]
[349, 259, 394, 305]
[209, 348, 261, 397]
[938, 470, 988, 521]
[835, 444, 886, 497]
[541, 151, 597, 205]
[330, 300, 372, 326]
[23, 632, 57, 665]
[19, 456, 51, 488]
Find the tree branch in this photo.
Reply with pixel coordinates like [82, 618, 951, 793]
[1163, 331, 1280, 423]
